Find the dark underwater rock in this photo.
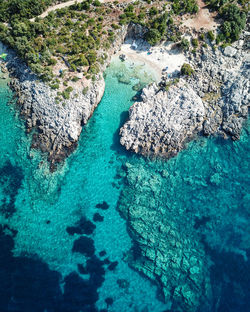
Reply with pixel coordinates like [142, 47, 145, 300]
[117, 278, 130, 289]
[0, 225, 107, 311]
[0, 225, 63, 312]
[63, 272, 98, 310]
[93, 212, 104, 222]
[67, 216, 96, 236]
[96, 201, 109, 210]
[86, 256, 105, 288]
[103, 258, 111, 265]
[99, 250, 107, 257]
[0, 161, 24, 217]
[108, 261, 118, 271]
[72, 236, 95, 257]
[105, 297, 114, 306]
[77, 263, 88, 275]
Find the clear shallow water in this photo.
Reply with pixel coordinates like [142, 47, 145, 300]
[0, 54, 249, 312]
[0, 59, 167, 312]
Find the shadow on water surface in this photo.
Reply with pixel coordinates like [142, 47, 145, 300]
[0, 161, 24, 217]
[110, 110, 130, 156]
[0, 225, 107, 312]
[202, 238, 250, 312]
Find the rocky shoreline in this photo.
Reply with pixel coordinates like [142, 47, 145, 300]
[0, 23, 145, 170]
[117, 29, 250, 312]
[120, 31, 250, 159]
[2, 23, 249, 169]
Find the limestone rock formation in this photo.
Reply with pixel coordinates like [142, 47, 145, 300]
[120, 82, 205, 158]
[120, 32, 249, 158]
[3, 24, 131, 170]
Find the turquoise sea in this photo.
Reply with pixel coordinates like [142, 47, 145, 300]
[0, 53, 249, 312]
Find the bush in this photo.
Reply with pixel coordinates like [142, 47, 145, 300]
[191, 38, 198, 48]
[65, 86, 73, 93]
[72, 76, 80, 82]
[181, 63, 194, 76]
[149, 7, 158, 16]
[207, 30, 215, 41]
[180, 38, 190, 51]
[219, 4, 246, 42]
[62, 90, 70, 99]
[82, 86, 89, 95]
[50, 83, 59, 89]
[145, 29, 161, 45]
[86, 51, 97, 64]
[199, 33, 205, 41]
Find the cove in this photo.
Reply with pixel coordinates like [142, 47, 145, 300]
[0, 58, 168, 311]
[0, 53, 249, 312]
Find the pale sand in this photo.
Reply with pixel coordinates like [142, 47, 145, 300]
[183, 0, 218, 31]
[119, 39, 186, 82]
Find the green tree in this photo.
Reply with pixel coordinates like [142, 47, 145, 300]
[181, 63, 194, 76]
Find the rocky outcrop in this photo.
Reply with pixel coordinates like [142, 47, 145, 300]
[1, 23, 131, 170]
[187, 32, 249, 141]
[117, 31, 250, 312]
[120, 82, 205, 158]
[8, 69, 105, 169]
[6, 56, 105, 170]
[120, 32, 250, 158]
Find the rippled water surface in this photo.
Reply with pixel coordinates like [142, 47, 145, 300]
[0, 54, 249, 312]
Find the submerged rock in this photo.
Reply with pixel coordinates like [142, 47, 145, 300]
[72, 236, 95, 257]
[93, 212, 104, 222]
[96, 201, 109, 210]
[117, 163, 212, 312]
[66, 216, 96, 236]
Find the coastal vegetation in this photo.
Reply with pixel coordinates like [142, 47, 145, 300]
[0, 0, 69, 22]
[181, 63, 194, 76]
[0, 0, 200, 85]
[0, 0, 248, 93]
[205, 0, 247, 43]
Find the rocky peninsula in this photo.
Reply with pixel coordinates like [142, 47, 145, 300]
[0, 23, 134, 170]
[120, 31, 250, 158]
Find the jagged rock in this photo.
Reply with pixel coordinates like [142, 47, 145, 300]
[120, 32, 249, 159]
[223, 46, 237, 57]
[3, 23, 137, 170]
[120, 81, 205, 158]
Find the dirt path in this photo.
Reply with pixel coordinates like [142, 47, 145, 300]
[30, 0, 90, 21]
[183, 0, 218, 31]
[30, 0, 128, 21]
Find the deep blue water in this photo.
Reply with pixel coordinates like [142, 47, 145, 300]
[0, 54, 249, 312]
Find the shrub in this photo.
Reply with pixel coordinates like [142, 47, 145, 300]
[65, 86, 73, 93]
[207, 30, 215, 41]
[181, 63, 194, 76]
[82, 86, 89, 95]
[180, 38, 190, 51]
[191, 38, 198, 48]
[199, 33, 205, 41]
[149, 7, 158, 16]
[62, 90, 70, 99]
[145, 29, 161, 45]
[50, 83, 59, 89]
[71, 76, 80, 82]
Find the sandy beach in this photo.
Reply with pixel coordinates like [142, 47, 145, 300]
[119, 39, 186, 82]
